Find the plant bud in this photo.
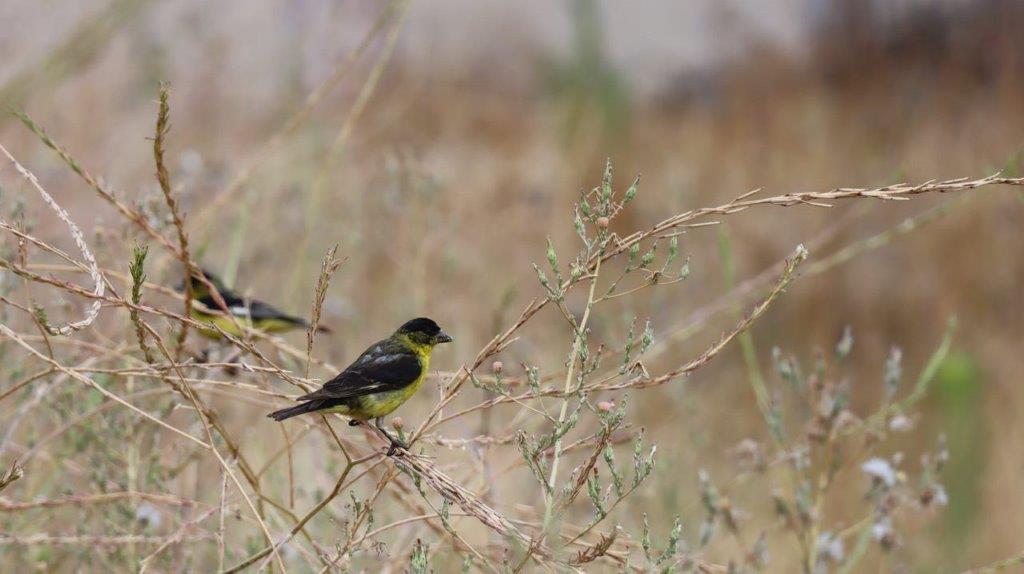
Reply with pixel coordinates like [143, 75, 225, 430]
[596, 216, 610, 229]
[597, 400, 615, 412]
[391, 417, 404, 430]
[492, 361, 504, 374]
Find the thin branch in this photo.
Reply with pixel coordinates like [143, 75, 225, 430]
[0, 143, 104, 334]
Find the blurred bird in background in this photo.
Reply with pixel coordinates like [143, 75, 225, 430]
[182, 267, 328, 339]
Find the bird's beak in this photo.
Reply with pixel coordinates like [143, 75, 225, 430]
[435, 330, 453, 344]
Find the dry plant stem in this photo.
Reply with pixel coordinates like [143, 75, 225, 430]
[140, 327, 288, 574]
[0, 222, 97, 278]
[0, 163, 1015, 570]
[849, 319, 956, 438]
[421, 245, 806, 441]
[278, 468, 392, 571]
[966, 552, 1024, 573]
[0, 462, 24, 495]
[0, 0, 149, 116]
[360, 512, 473, 541]
[0, 143, 104, 334]
[222, 452, 375, 573]
[13, 111, 182, 257]
[0, 491, 196, 511]
[0, 534, 212, 547]
[190, 0, 400, 230]
[412, 174, 1022, 445]
[376, 487, 491, 564]
[255, 425, 316, 479]
[152, 83, 194, 361]
[314, 468, 398, 572]
[138, 506, 221, 570]
[218, 470, 229, 572]
[0, 324, 207, 447]
[306, 245, 343, 378]
[599, 175, 1021, 274]
[358, 425, 545, 557]
[134, 339, 322, 553]
[282, 423, 295, 510]
[390, 454, 543, 556]
[802, 195, 967, 277]
[608, 244, 806, 392]
[289, 0, 410, 293]
[358, 494, 495, 573]
[430, 242, 806, 427]
[0, 367, 55, 403]
[645, 197, 952, 363]
[328, 428, 538, 570]
[0, 259, 312, 392]
[544, 252, 603, 534]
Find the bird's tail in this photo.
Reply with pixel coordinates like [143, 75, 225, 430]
[284, 316, 333, 334]
[268, 401, 322, 421]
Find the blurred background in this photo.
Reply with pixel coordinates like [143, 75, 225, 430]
[1, 0, 1023, 571]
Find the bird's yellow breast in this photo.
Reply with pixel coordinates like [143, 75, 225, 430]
[353, 352, 430, 419]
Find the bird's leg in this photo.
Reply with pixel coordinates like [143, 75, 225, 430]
[375, 417, 407, 456]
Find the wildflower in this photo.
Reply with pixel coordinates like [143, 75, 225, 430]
[861, 458, 897, 487]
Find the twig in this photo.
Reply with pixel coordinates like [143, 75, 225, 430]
[0, 461, 24, 494]
[152, 83, 194, 361]
[0, 491, 195, 511]
[189, 0, 401, 231]
[0, 533, 212, 547]
[0, 143, 104, 334]
[0, 324, 208, 447]
[306, 245, 344, 378]
[13, 111, 182, 256]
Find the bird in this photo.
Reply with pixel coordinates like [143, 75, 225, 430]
[183, 267, 328, 339]
[268, 317, 452, 454]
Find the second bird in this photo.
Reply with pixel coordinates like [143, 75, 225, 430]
[185, 268, 325, 339]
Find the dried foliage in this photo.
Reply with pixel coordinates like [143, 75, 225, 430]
[2, 3, 1024, 573]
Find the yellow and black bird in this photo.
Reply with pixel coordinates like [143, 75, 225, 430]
[268, 317, 452, 453]
[184, 267, 327, 339]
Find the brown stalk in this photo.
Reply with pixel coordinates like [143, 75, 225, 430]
[152, 83, 194, 361]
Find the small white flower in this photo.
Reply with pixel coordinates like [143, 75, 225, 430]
[861, 457, 897, 487]
[889, 413, 914, 432]
[872, 516, 894, 541]
[135, 503, 161, 529]
[817, 532, 845, 563]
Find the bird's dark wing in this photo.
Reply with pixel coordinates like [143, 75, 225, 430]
[196, 293, 307, 326]
[245, 300, 308, 325]
[297, 341, 422, 401]
[196, 290, 244, 313]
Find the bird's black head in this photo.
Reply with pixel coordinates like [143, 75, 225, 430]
[177, 267, 228, 297]
[396, 317, 453, 347]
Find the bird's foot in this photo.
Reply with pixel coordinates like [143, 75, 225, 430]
[378, 426, 407, 456]
[386, 435, 408, 457]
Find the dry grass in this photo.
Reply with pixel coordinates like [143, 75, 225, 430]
[2, 1, 1024, 572]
